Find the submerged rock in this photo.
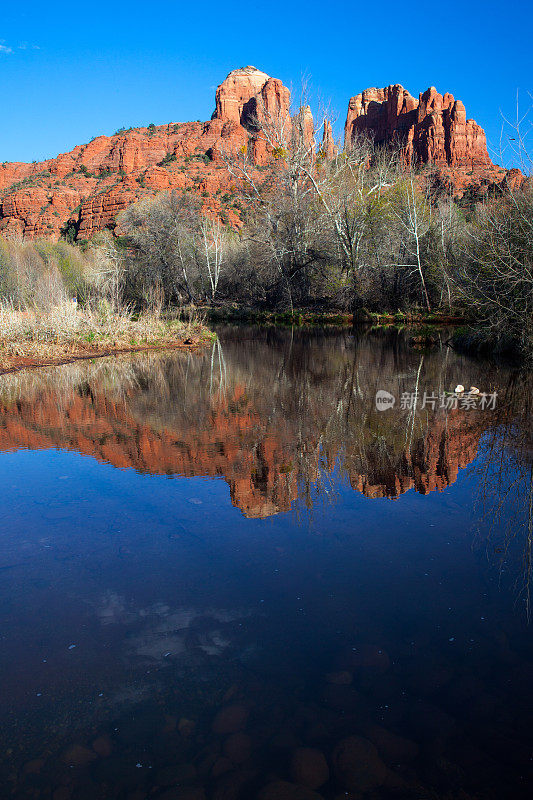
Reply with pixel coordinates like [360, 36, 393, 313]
[212, 757, 233, 778]
[325, 671, 353, 685]
[61, 744, 97, 767]
[91, 735, 113, 758]
[331, 735, 388, 792]
[52, 788, 71, 800]
[212, 768, 257, 800]
[270, 729, 302, 750]
[22, 758, 46, 774]
[364, 724, 419, 764]
[321, 684, 370, 718]
[406, 702, 457, 749]
[212, 704, 249, 735]
[158, 788, 206, 800]
[155, 763, 197, 787]
[223, 732, 252, 764]
[290, 747, 329, 789]
[257, 780, 324, 800]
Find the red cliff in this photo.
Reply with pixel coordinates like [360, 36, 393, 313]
[0, 72, 518, 240]
[0, 66, 292, 240]
[344, 83, 515, 195]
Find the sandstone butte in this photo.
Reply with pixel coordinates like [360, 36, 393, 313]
[0, 67, 524, 241]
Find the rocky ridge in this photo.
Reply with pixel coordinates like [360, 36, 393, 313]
[0, 68, 520, 240]
[344, 83, 523, 193]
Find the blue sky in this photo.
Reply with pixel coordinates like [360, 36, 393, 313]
[1, 0, 531, 166]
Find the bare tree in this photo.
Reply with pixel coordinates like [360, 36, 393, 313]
[456, 187, 533, 357]
[118, 191, 201, 305]
[91, 231, 125, 310]
[498, 89, 533, 176]
[197, 216, 226, 302]
[452, 92, 533, 359]
[391, 169, 433, 312]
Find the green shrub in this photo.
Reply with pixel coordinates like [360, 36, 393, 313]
[158, 152, 177, 167]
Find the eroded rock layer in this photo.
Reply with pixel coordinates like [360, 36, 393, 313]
[0, 66, 289, 240]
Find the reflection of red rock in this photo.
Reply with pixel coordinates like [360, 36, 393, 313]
[0, 377, 488, 516]
[348, 411, 480, 499]
[230, 437, 299, 518]
[0, 384, 298, 518]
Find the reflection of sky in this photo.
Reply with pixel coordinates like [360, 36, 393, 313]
[0, 441, 528, 737]
[0, 444, 508, 591]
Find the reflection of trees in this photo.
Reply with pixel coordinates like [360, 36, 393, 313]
[471, 373, 533, 620]
[0, 328, 521, 518]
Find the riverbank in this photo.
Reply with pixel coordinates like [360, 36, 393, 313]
[205, 306, 531, 364]
[202, 305, 467, 327]
[0, 305, 214, 374]
[450, 325, 529, 364]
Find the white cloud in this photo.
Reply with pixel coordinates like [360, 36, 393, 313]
[0, 40, 40, 54]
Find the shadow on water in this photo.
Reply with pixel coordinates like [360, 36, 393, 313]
[0, 326, 531, 799]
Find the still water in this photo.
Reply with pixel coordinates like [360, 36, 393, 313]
[0, 327, 531, 800]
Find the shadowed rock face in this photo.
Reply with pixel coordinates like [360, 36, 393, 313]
[0, 70, 520, 240]
[0, 330, 503, 517]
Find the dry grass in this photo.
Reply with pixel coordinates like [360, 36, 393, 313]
[0, 300, 213, 372]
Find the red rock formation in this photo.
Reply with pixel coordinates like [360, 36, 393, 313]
[0, 71, 519, 239]
[344, 83, 516, 195]
[0, 67, 292, 240]
[295, 105, 315, 152]
[212, 66, 293, 165]
[320, 120, 336, 159]
[344, 84, 489, 168]
[213, 66, 290, 130]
